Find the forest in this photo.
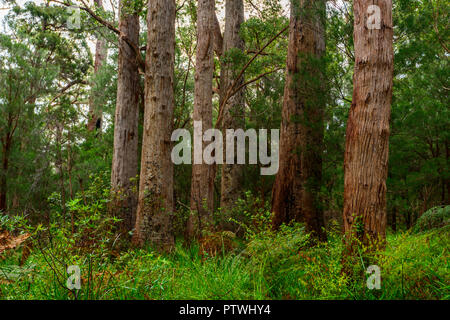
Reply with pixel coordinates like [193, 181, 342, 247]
[0, 0, 448, 301]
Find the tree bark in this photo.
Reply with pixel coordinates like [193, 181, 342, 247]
[213, 13, 224, 57]
[271, 0, 327, 241]
[445, 140, 449, 205]
[67, 129, 74, 200]
[391, 206, 397, 232]
[343, 0, 394, 250]
[219, 0, 245, 214]
[56, 123, 66, 217]
[0, 138, 11, 212]
[87, 0, 108, 132]
[187, 0, 216, 240]
[133, 0, 176, 250]
[110, 0, 140, 235]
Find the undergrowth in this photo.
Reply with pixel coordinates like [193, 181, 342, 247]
[0, 178, 448, 300]
[0, 223, 448, 300]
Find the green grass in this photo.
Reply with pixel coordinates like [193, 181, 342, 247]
[0, 225, 448, 300]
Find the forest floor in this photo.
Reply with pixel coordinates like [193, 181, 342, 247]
[0, 222, 448, 300]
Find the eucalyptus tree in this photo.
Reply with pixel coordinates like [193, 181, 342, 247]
[343, 0, 394, 252]
[110, 0, 141, 236]
[187, 0, 216, 240]
[133, 0, 176, 250]
[0, 2, 91, 213]
[271, 0, 327, 241]
[219, 0, 246, 213]
[87, 0, 108, 132]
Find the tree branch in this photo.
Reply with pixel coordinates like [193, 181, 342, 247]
[50, 0, 145, 71]
[230, 67, 283, 97]
[215, 24, 289, 128]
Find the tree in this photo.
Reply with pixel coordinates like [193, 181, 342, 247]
[271, 0, 327, 241]
[0, 3, 90, 214]
[387, 0, 449, 228]
[187, 0, 216, 240]
[87, 0, 107, 132]
[110, 0, 141, 235]
[133, 0, 176, 250]
[343, 0, 394, 250]
[219, 0, 246, 213]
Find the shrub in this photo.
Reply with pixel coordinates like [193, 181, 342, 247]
[414, 206, 449, 233]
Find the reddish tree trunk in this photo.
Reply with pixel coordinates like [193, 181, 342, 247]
[343, 0, 394, 251]
[0, 139, 10, 212]
[271, 0, 327, 241]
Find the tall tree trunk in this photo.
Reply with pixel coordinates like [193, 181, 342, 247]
[391, 206, 397, 232]
[87, 0, 108, 132]
[343, 0, 394, 251]
[219, 0, 245, 214]
[56, 123, 66, 217]
[271, 0, 327, 241]
[0, 138, 11, 212]
[445, 140, 449, 205]
[133, 0, 176, 250]
[67, 129, 74, 200]
[187, 0, 216, 240]
[110, 0, 140, 236]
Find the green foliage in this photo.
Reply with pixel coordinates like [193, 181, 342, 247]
[387, 0, 449, 227]
[221, 191, 272, 239]
[0, 0, 448, 301]
[1, 219, 448, 300]
[378, 226, 449, 300]
[414, 206, 450, 233]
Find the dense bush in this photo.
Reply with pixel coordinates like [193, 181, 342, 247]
[1, 214, 448, 300]
[0, 176, 448, 300]
[414, 206, 449, 233]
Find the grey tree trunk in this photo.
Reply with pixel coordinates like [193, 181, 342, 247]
[187, 0, 216, 240]
[219, 0, 245, 214]
[133, 0, 176, 251]
[110, 0, 140, 235]
[87, 0, 107, 132]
